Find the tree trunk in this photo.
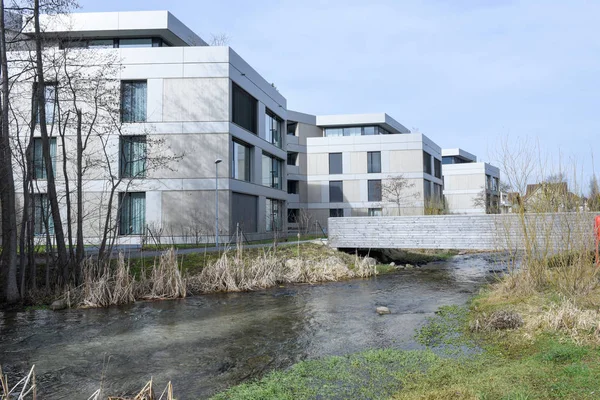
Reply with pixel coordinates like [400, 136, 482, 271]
[75, 110, 84, 280]
[0, 0, 20, 303]
[33, 0, 69, 282]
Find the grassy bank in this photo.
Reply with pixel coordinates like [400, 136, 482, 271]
[212, 251, 600, 400]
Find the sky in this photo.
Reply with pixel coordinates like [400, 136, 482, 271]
[77, 0, 599, 192]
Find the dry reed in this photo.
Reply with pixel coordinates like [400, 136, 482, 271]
[0, 365, 36, 400]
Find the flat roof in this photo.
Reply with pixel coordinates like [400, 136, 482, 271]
[25, 11, 207, 46]
[315, 113, 410, 134]
[442, 148, 477, 162]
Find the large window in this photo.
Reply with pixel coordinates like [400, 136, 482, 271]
[35, 82, 57, 124]
[262, 153, 283, 189]
[33, 194, 53, 236]
[433, 183, 443, 201]
[119, 38, 153, 48]
[330, 208, 344, 218]
[329, 153, 342, 174]
[265, 109, 282, 148]
[324, 126, 391, 137]
[368, 179, 382, 202]
[60, 37, 167, 49]
[287, 152, 298, 166]
[120, 136, 147, 178]
[423, 180, 432, 200]
[232, 140, 251, 181]
[329, 181, 343, 202]
[121, 81, 147, 123]
[287, 180, 299, 194]
[442, 156, 471, 165]
[232, 192, 258, 233]
[287, 122, 297, 136]
[266, 198, 284, 232]
[119, 192, 146, 235]
[288, 208, 299, 223]
[232, 83, 257, 134]
[423, 151, 432, 175]
[32, 137, 57, 180]
[367, 151, 381, 173]
[368, 208, 382, 217]
[434, 158, 442, 179]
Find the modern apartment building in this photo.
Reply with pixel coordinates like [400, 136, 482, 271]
[442, 148, 500, 214]
[6, 10, 502, 247]
[10, 11, 289, 245]
[286, 112, 444, 230]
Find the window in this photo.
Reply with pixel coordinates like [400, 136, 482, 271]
[288, 208, 299, 223]
[493, 177, 499, 192]
[120, 136, 147, 178]
[323, 126, 392, 137]
[232, 141, 251, 181]
[287, 122, 297, 136]
[368, 208, 382, 217]
[330, 208, 344, 217]
[329, 181, 343, 202]
[423, 151, 432, 175]
[119, 192, 146, 235]
[32, 137, 57, 180]
[232, 83, 257, 134]
[33, 194, 53, 235]
[329, 153, 342, 174]
[266, 198, 283, 232]
[35, 82, 57, 124]
[423, 180, 432, 200]
[434, 158, 442, 179]
[262, 153, 283, 189]
[89, 39, 114, 48]
[119, 38, 153, 48]
[368, 180, 382, 202]
[287, 180, 299, 194]
[121, 81, 147, 122]
[367, 151, 381, 173]
[287, 152, 298, 166]
[232, 192, 258, 233]
[433, 183, 443, 200]
[265, 109, 282, 148]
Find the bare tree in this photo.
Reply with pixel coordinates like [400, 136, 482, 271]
[589, 175, 600, 211]
[381, 174, 418, 216]
[209, 33, 231, 46]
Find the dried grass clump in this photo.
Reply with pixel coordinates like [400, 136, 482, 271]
[80, 254, 135, 308]
[0, 365, 36, 399]
[106, 379, 173, 400]
[470, 310, 523, 332]
[188, 246, 378, 294]
[530, 299, 600, 343]
[139, 249, 186, 300]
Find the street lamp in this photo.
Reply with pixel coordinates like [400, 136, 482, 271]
[215, 158, 222, 249]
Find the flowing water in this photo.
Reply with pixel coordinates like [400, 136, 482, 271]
[0, 254, 500, 399]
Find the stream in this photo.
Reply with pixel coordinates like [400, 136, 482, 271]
[0, 253, 499, 399]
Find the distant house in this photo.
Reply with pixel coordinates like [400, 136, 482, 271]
[521, 182, 580, 212]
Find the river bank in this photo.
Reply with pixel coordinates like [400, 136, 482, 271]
[213, 251, 600, 399]
[10, 243, 459, 310]
[0, 253, 492, 398]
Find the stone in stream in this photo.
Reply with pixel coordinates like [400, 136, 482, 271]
[50, 299, 67, 311]
[389, 262, 395, 267]
[376, 306, 391, 315]
[405, 264, 414, 269]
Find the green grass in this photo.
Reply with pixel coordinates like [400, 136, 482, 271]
[211, 297, 600, 400]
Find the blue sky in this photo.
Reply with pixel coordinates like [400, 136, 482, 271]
[78, 0, 599, 192]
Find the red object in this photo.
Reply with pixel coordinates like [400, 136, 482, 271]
[595, 216, 600, 268]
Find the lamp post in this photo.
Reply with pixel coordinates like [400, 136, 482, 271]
[215, 158, 222, 249]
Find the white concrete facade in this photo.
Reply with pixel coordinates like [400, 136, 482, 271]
[10, 11, 289, 245]
[442, 149, 500, 214]
[286, 112, 444, 230]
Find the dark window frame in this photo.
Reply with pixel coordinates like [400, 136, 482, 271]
[329, 153, 343, 174]
[368, 179, 382, 202]
[329, 180, 343, 202]
[232, 82, 258, 134]
[367, 151, 381, 173]
[121, 80, 147, 123]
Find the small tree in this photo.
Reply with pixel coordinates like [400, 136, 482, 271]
[472, 187, 500, 214]
[588, 175, 600, 211]
[381, 174, 419, 216]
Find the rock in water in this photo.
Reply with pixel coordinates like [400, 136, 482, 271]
[389, 262, 395, 266]
[376, 306, 391, 315]
[50, 299, 67, 311]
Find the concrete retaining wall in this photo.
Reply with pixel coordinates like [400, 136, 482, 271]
[328, 213, 597, 251]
